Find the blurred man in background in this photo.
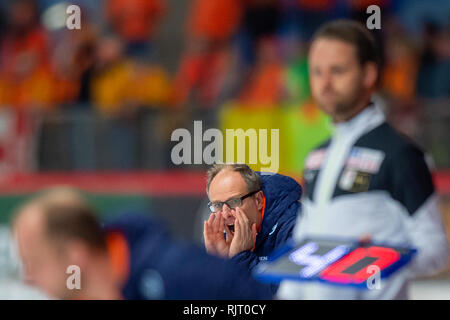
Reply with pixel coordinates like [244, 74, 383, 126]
[12, 187, 272, 299]
[204, 164, 302, 294]
[277, 19, 448, 300]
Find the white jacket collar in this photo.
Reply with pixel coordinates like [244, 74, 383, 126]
[333, 102, 385, 139]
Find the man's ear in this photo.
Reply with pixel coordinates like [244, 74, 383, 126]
[255, 191, 264, 211]
[363, 62, 378, 89]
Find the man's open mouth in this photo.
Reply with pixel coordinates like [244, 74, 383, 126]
[227, 224, 235, 235]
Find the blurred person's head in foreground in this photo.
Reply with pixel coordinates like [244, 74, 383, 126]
[11, 187, 123, 300]
[12, 187, 275, 300]
[308, 19, 380, 123]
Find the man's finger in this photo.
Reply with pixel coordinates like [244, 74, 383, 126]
[237, 207, 249, 225]
[205, 214, 213, 230]
[204, 221, 216, 254]
[203, 221, 211, 246]
[212, 213, 221, 234]
[204, 221, 215, 243]
[234, 211, 242, 240]
[237, 208, 251, 234]
[203, 220, 209, 236]
[218, 213, 225, 234]
[206, 213, 215, 232]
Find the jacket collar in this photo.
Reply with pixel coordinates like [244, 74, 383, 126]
[255, 173, 302, 244]
[333, 102, 385, 140]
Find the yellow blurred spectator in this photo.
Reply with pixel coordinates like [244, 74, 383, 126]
[92, 60, 173, 116]
[91, 37, 173, 116]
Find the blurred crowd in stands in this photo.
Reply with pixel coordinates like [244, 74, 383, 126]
[0, 0, 448, 172]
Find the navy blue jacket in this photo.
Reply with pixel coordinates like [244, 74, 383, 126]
[103, 213, 273, 300]
[231, 172, 302, 291]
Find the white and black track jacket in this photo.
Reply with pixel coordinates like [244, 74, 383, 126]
[278, 103, 449, 299]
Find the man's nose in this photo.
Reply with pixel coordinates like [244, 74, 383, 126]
[220, 204, 233, 219]
[321, 74, 333, 90]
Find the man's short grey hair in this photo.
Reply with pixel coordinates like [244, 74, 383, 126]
[206, 163, 263, 195]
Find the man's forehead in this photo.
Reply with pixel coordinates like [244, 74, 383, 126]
[209, 170, 248, 198]
[15, 204, 43, 227]
[14, 205, 46, 242]
[309, 38, 357, 63]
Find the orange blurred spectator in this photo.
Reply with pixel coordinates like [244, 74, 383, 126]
[106, 0, 166, 44]
[51, 25, 99, 105]
[238, 37, 284, 108]
[187, 0, 243, 41]
[174, 0, 244, 108]
[382, 35, 418, 105]
[0, 0, 55, 109]
[173, 46, 234, 108]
